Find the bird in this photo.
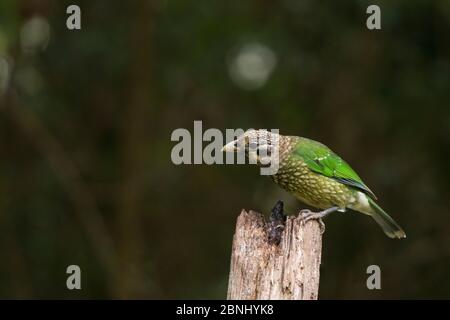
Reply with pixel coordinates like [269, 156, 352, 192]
[221, 129, 406, 239]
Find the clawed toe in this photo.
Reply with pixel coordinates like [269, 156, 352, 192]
[299, 209, 313, 219]
[318, 218, 326, 234]
[299, 209, 327, 234]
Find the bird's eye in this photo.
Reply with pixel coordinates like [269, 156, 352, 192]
[257, 146, 272, 157]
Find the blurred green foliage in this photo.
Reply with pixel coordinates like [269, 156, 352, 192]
[0, 0, 450, 298]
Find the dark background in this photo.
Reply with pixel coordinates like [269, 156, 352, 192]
[0, 0, 449, 299]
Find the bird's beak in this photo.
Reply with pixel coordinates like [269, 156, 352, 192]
[221, 139, 239, 153]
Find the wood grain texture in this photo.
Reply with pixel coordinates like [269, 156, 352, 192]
[227, 210, 322, 300]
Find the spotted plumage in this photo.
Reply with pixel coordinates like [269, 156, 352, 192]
[222, 130, 406, 239]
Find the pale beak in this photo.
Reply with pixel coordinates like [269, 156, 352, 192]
[221, 139, 239, 153]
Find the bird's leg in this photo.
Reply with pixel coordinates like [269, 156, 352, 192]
[267, 200, 286, 245]
[300, 206, 339, 221]
[299, 206, 339, 234]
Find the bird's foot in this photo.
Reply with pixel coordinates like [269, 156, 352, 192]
[299, 207, 339, 235]
[267, 200, 286, 245]
[300, 209, 326, 234]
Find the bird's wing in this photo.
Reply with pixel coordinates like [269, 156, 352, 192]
[292, 138, 377, 200]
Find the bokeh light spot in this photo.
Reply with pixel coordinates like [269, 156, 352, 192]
[228, 43, 277, 90]
[20, 16, 51, 54]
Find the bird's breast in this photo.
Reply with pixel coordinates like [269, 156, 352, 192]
[271, 160, 355, 209]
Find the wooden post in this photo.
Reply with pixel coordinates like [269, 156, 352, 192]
[227, 206, 323, 300]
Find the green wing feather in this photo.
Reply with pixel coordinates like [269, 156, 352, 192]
[293, 138, 377, 200]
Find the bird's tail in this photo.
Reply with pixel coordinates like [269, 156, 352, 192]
[368, 198, 406, 239]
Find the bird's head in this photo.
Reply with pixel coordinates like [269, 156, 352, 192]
[221, 129, 280, 168]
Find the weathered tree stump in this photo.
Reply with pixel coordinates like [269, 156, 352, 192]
[227, 202, 323, 300]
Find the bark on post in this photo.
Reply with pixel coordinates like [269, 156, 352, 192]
[227, 207, 323, 300]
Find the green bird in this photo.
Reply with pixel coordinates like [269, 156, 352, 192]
[222, 129, 406, 239]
